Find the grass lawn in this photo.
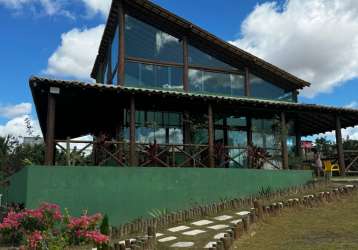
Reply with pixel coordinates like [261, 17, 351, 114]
[235, 192, 358, 250]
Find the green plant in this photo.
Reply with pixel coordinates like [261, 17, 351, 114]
[148, 208, 168, 218]
[258, 186, 273, 198]
[100, 214, 110, 236]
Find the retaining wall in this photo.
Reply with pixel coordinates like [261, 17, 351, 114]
[6, 166, 313, 225]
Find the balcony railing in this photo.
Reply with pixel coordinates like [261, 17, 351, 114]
[55, 139, 283, 169]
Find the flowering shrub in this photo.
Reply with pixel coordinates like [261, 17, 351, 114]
[0, 203, 109, 249]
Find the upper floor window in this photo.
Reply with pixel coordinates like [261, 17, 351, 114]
[189, 69, 244, 97]
[125, 61, 183, 91]
[188, 45, 236, 70]
[250, 74, 294, 102]
[125, 15, 183, 63]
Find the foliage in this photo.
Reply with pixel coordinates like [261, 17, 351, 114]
[148, 208, 168, 218]
[258, 186, 273, 199]
[315, 137, 335, 157]
[100, 214, 110, 236]
[0, 203, 109, 249]
[247, 146, 271, 169]
[343, 139, 358, 150]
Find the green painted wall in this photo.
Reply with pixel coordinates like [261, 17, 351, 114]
[7, 166, 313, 225]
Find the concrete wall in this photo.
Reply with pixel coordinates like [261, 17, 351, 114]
[7, 166, 313, 225]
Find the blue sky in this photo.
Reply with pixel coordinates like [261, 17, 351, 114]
[0, 0, 357, 139]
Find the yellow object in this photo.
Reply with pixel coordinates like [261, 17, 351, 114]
[323, 160, 340, 174]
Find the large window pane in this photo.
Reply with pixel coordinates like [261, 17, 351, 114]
[111, 27, 119, 84]
[125, 15, 183, 63]
[189, 45, 236, 70]
[250, 74, 293, 102]
[189, 69, 244, 97]
[125, 61, 183, 91]
[252, 118, 281, 150]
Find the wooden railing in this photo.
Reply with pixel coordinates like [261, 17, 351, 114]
[55, 139, 283, 169]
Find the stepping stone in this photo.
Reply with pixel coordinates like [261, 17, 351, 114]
[168, 225, 190, 232]
[191, 220, 213, 226]
[170, 242, 195, 248]
[346, 184, 354, 188]
[158, 236, 177, 242]
[182, 229, 206, 236]
[156, 233, 164, 237]
[204, 242, 217, 248]
[237, 211, 250, 216]
[207, 224, 229, 230]
[119, 239, 135, 245]
[214, 215, 233, 221]
[231, 219, 242, 224]
[214, 233, 226, 239]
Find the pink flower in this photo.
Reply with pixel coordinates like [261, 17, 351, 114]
[27, 231, 43, 249]
[82, 230, 109, 244]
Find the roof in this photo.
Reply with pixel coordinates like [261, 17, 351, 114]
[30, 77, 358, 139]
[91, 0, 310, 90]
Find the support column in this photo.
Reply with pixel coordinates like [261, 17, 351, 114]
[335, 116, 346, 175]
[183, 111, 191, 144]
[183, 36, 189, 92]
[247, 116, 253, 168]
[118, 0, 125, 85]
[45, 93, 56, 165]
[129, 96, 137, 166]
[208, 104, 215, 168]
[295, 120, 303, 157]
[244, 67, 250, 96]
[281, 112, 289, 169]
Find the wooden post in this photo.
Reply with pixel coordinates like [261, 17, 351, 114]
[45, 93, 56, 165]
[183, 36, 189, 92]
[247, 116, 253, 168]
[129, 96, 137, 166]
[281, 112, 289, 169]
[335, 116, 346, 176]
[118, 0, 125, 85]
[295, 120, 302, 157]
[66, 137, 71, 166]
[244, 67, 250, 96]
[208, 104, 215, 168]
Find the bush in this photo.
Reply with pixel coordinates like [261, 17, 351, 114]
[0, 203, 109, 249]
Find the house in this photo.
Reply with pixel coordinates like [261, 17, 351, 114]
[30, 0, 358, 173]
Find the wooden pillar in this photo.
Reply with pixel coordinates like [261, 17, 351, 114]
[247, 116, 253, 168]
[295, 120, 302, 157]
[183, 36, 189, 92]
[244, 67, 250, 96]
[129, 96, 137, 166]
[281, 112, 289, 169]
[183, 111, 191, 144]
[335, 116, 346, 175]
[208, 104, 215, 168]
[45, 93, 56, 165]
[118, 0, 125, 85]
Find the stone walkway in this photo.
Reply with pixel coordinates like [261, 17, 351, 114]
[155, 210, 250, 249]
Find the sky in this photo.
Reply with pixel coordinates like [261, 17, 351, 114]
[0, 0, 358, 140]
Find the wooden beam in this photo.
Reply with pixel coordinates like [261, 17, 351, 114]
[118, 0, 125, 86]
[107, 44, 112, 84]
[208, 103, 215, 168]
[245, 67, 250, 96]
[183, 36, 189, 92]
[45, 93, 56, 165]
[183, 111, 191, 144]
[281, 112, 289, 169]
[335, 116, 346, 176]
[295, 120, 303, 157]
[129, 96, 137, 166]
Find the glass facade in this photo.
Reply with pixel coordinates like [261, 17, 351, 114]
[125, 15, 183, 63]
[125, 62, 183, 91]
[188, 45, 236, 70]
[189, 69, 245, 96]
[124, 110, 183, 144]
[111, 27, 119, 84]
[250, 74, 294, 102]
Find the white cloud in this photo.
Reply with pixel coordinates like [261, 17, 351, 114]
[81, 0, 111, 17]
[0, 0, 74, 17]
[44, 24, 105, 80]
[0, 115, 41, 138]
[0, 103, 32, 119]
[345, 101, 358, 109]
[231, 0, 358, 98]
